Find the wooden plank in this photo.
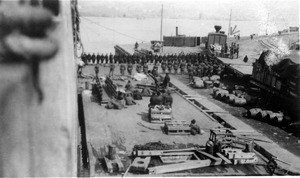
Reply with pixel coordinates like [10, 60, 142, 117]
[134, 148, 199, 156]
[197, 150, 222, 162]
[148, 159, 211, 174]
[216, 152, 232, 164]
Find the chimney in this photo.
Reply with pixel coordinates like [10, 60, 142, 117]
[214, 25, 222, 33]
[176, 26, 178, 36]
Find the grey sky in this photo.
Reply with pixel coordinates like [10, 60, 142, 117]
[78, 0, 299, 24]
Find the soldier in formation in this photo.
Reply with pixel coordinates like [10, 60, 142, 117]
[81, 52, 225, 79]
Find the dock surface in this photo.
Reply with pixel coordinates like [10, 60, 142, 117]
[80, 64, 300, 176]
[169, 74, 300, 173]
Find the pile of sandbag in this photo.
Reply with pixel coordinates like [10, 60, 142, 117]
[212, 87, 257, 106]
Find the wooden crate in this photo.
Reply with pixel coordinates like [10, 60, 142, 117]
[149, 105, 172, 123]
[165, 120, 191, 135]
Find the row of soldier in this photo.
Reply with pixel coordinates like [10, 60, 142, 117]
[105, 54, 225, 79]
[81, 52, 214, 65]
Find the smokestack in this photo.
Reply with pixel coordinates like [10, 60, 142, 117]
[214, 25, 222, 33]
[176, 26, 178, 36]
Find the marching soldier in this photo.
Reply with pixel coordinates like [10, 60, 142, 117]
[120, 62, 126, 76]
[114, 54, 119, 65]
[127, 62, 133, 76]
[81, 53, 87, 64]
[109, 53, 113, 64]
[187, 62, 193, 83]
[167, 59, 173, 74]
[161, 58, 167, 74]
[136, 63, 141, 73]
[143, 63, 148, 74]
[91, 53, 96, 64]
[152, 64, 159, 77]
[173, 59, 179, 74]
[86, 53, 92, 64]
[108, 61, 115, 78]
[100, 54, 104, 64]
[197, 65, 202, 78]
[104, 54, 109, 64]
[180, 59, 186, 75]
[96, 53, 100, 64]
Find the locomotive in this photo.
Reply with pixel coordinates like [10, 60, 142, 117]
[207, 25, 227, 54]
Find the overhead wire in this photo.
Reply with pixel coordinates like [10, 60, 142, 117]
[80, 16, 147, 43]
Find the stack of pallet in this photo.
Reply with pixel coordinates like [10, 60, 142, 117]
[149, 105, 173, 123]
[105, 77, 118, 97]
[164, 120, 191, 135]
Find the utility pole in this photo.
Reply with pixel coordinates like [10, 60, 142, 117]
[160, 4, 163, 41]
[227, 9, 232, 39]
[266, 12, 269, 35]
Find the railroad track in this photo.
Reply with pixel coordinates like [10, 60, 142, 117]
[258, 39, 288, 57]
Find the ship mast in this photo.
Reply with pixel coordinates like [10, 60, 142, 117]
[160, 4, 163, 41]
[227, 9, 232, 38]
[266, 12, 269, 35]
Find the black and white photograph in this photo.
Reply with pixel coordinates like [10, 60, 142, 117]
[0, 0, 299, 176]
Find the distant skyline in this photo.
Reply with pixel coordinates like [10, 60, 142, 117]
[78, 0, 299, 24]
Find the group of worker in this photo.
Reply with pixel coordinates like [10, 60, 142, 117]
[149, 89, 173, 108]
[217, 42, 239, 59]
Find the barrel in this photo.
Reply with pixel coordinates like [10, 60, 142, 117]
[221, 93, 229, 101]
[234, 97, 247, 106]
[267, 112, 282, 125]
[193, 79, 204, 88]
[201, 76, 209, 81]
[213, 81, 220, 87]
[212, 87, 220, 96]
[204, 80, 213, 88]
[226, 94, 236, 104]
[108, 144, 117, 160]
[210, 75, 220, 81]
[215, 90, 229, 100]
[277, 115, 292, 127]
[205, 140, 214, 155]
[246, 108, 262, 118]
[255, 110, 272, 121]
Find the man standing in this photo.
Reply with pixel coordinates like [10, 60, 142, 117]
[161, 58, 167, 74]
[120, 63, 126, 76]
[173, 59, 179, 74]
[164, 90, 173, 107]
[162, 73, 170, 88]
[236, 44, 240, 58]
[180, 59, 186, 75]
[108, 62, 115, 78]
[143, 63, 148, 74]
[127, 62, 133, 76]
